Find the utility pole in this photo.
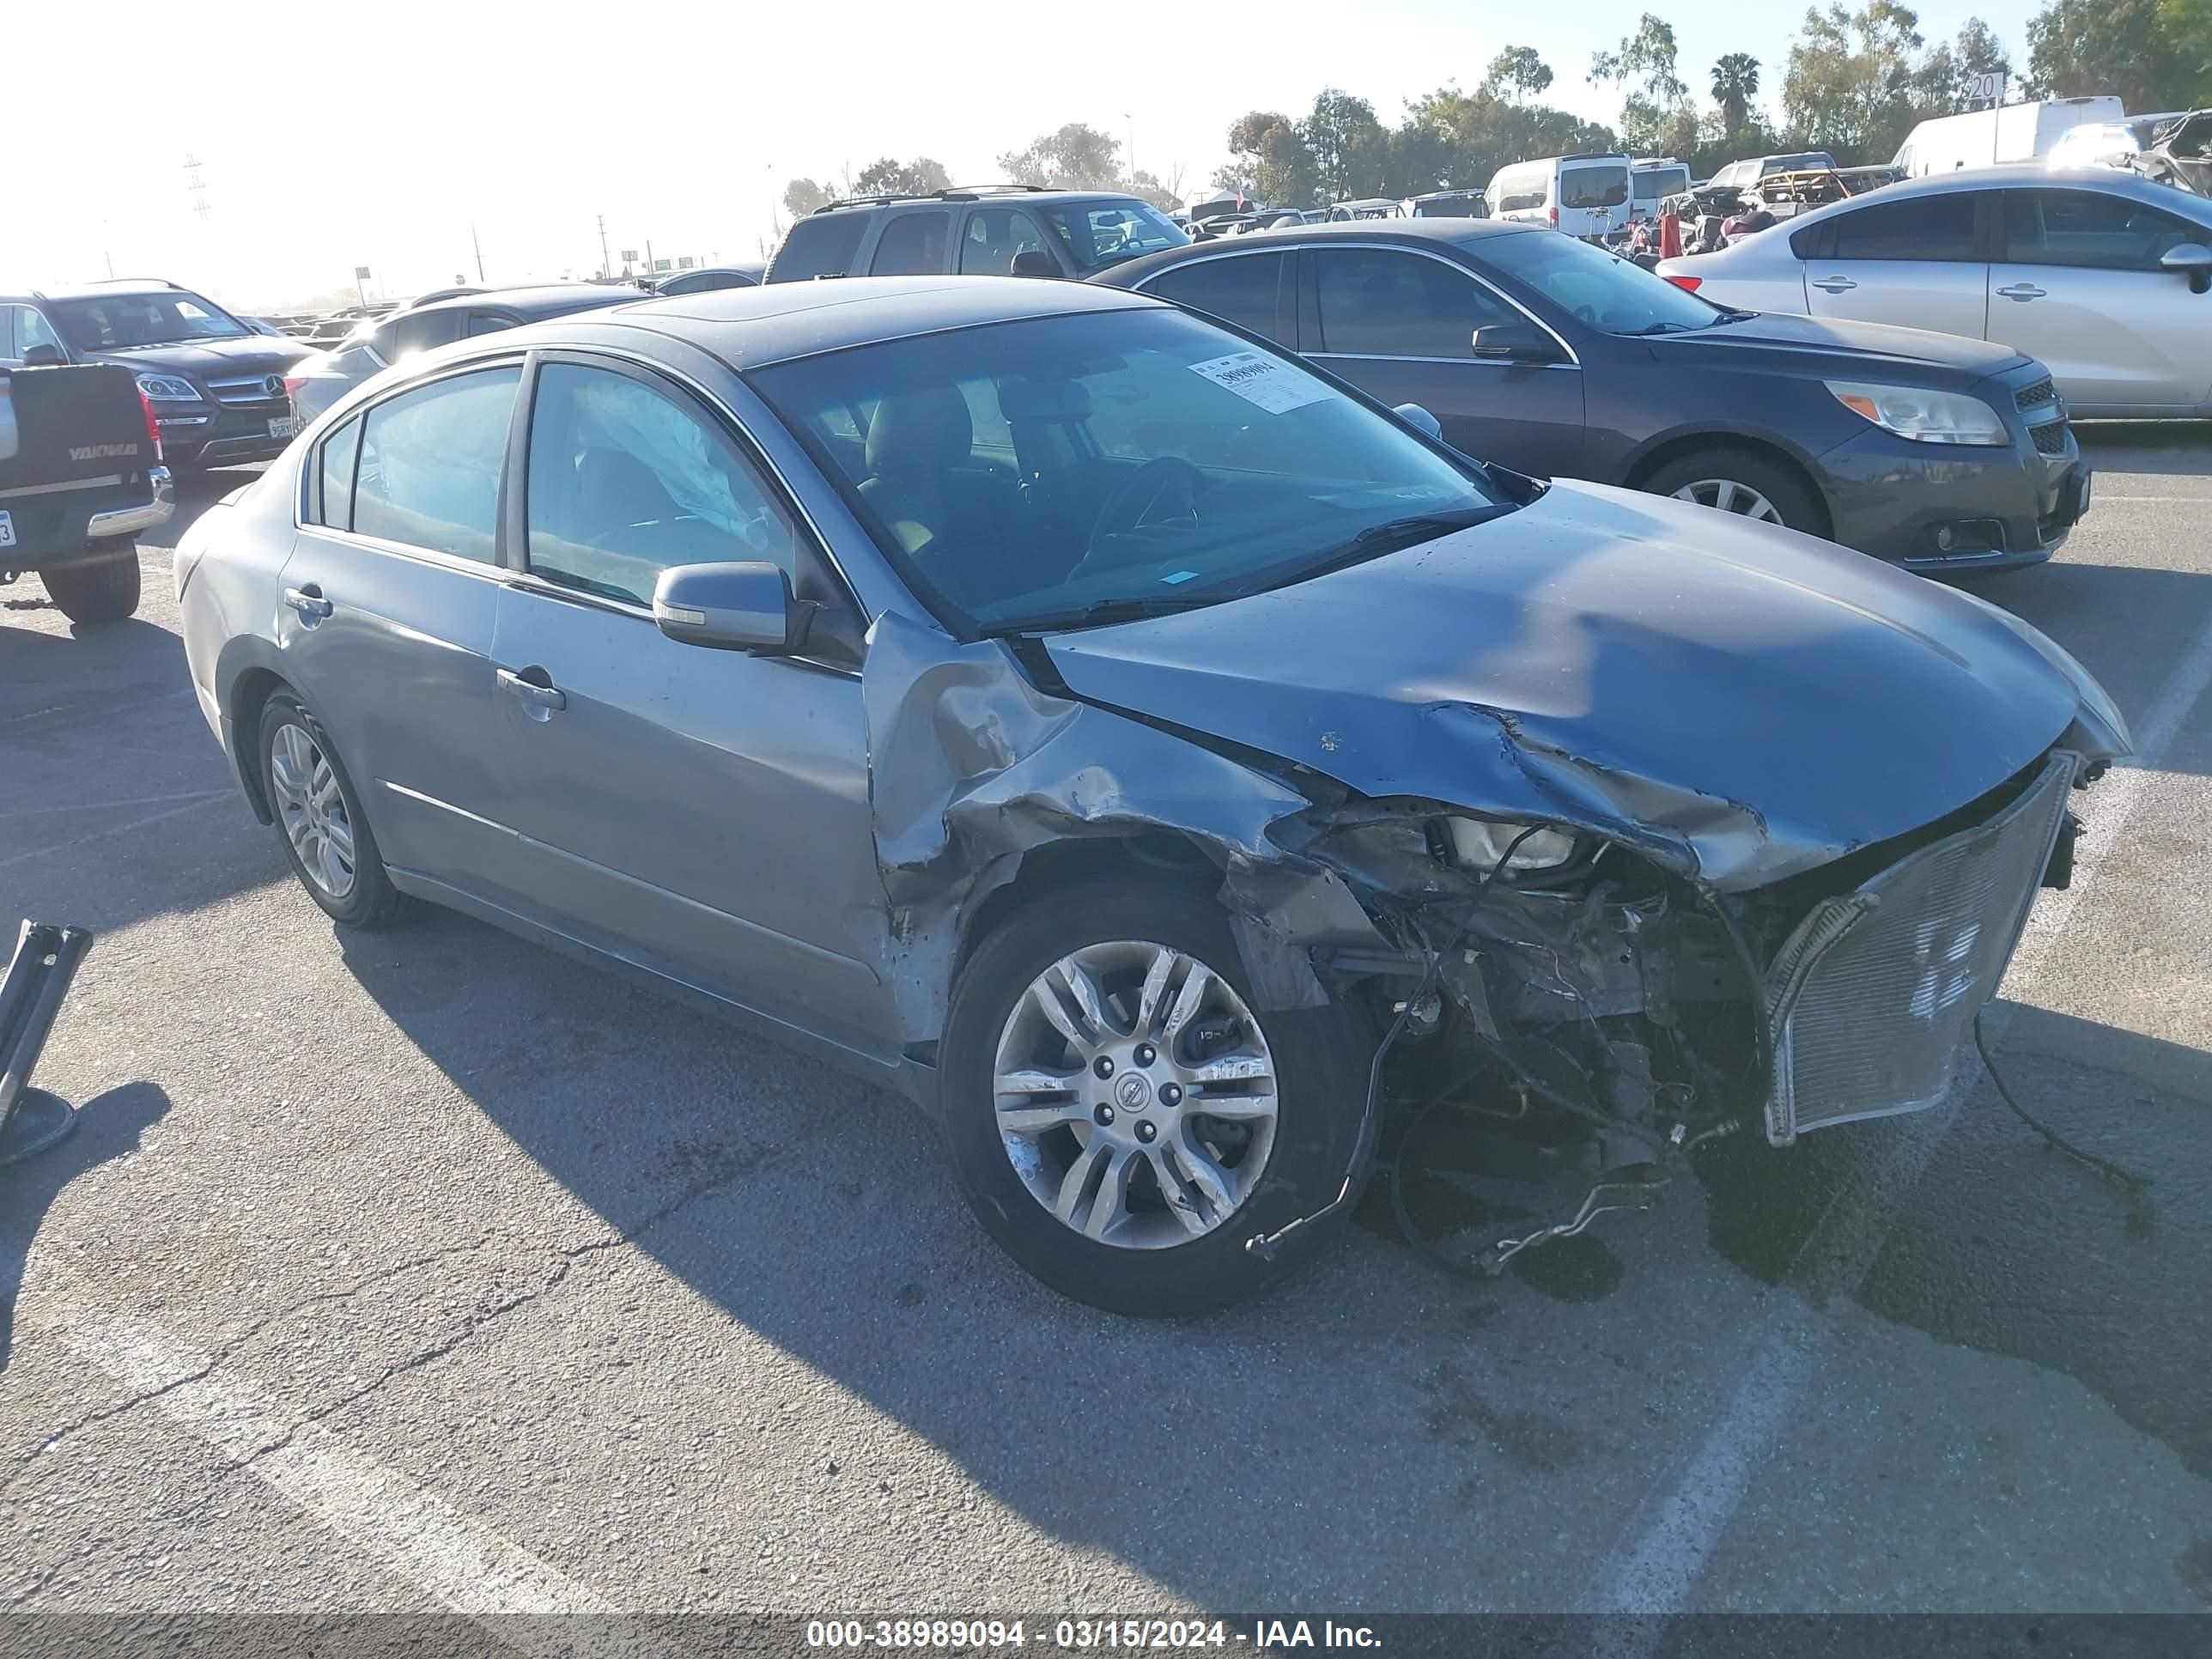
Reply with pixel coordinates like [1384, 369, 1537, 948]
[645, 238, 656, 280]
[183, 155, 210, 219]
[1125, 113, 1135, 181]
[597, 214, 611, 280]
[471, 222, 485, 283]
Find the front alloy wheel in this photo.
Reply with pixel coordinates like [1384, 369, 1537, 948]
[994, 940, 1279, 1249]
[1668, 477, 1784, 523]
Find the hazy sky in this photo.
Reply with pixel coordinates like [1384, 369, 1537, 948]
[15, 0, 2043, 309]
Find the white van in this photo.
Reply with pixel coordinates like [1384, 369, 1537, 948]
[1891, 96, 2125, 176]
[1485, 153, 1634, 238]
[1630, 157, 1692, 221]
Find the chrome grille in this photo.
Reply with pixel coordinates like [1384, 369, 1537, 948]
[206, 374, 287, 407]
[1760, 752, 2078, 1145]
[2014, 379, 2056, 410]
[2031, 422, 2070, 456]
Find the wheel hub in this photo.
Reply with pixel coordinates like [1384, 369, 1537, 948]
[268, 720, 357, 901]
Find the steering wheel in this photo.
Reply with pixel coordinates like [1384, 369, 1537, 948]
[1086, 457, 1203, 556]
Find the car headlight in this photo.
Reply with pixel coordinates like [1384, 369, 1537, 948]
[1825, 380, 2007, 446]
[136, 373, 204, 403]
[1437, 817, 1581, 872]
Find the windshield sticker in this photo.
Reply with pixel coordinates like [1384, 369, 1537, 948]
[1161, 569, 1199, 585]
[1317, 484, 1459, 507]
[1186, 351, 1333, 415]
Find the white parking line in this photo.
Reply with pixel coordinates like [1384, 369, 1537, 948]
[35, 1302, 673, 1656]
[1595, 600, 2212, 1616]
[0, 789, 229, 822]
[0, 794, 228, 873]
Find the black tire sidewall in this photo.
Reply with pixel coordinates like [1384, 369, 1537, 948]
[1643, 448, 1823, 536]
[43, 550, 141, 624]
[256, 692, 398, 927]
[939, 873, 1370, 1316]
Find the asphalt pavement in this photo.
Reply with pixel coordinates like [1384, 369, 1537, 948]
[3, 429, 2209, 1628]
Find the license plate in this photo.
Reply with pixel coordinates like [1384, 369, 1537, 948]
[0, 509, 13, 549]
[268, 416, 298, 441]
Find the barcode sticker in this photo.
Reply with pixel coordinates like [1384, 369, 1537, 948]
[1186, 351, 1332, 415]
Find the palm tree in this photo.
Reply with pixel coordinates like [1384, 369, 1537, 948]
[1711, 53, 1761, 136]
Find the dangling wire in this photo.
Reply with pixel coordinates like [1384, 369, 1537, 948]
[1973, 1010, 2153, 1212]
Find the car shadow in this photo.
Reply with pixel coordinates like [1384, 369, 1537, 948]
[0, 1081, 171, 1372]
[332, 903, 2212, 1605]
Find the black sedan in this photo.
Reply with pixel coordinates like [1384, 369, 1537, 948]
[1097, 220, 2090, 573]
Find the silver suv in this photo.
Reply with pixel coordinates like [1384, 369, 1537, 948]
[766, 185, 1189, 282]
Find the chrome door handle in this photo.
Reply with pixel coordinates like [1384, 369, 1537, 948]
[1812, 276, 1856, 293]
[283, 585, 333, 620]
[1996, 283, 2046, 301]
[496, 666, 567, 712]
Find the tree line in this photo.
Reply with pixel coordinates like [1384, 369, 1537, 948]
[775, 0, 2208, 218]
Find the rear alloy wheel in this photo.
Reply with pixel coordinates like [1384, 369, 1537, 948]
[41, 550, 142, 624]
[939, 875, 1369, 1316]
[1642, 448, 1822, 537]
[257, 692, 405, 929]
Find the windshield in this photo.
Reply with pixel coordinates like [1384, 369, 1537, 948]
[49, 289, 248, 350]
[750, 307, 1504, 637]
[1485, 230, 1727, 335]
[1632, 166, 1690, 202]
[1042, 200, 1191, 272]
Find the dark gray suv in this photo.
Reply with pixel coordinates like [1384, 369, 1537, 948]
[766, 185, 1189, 283]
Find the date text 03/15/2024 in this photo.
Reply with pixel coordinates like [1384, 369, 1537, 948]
[804, 1620, 1383, 1650]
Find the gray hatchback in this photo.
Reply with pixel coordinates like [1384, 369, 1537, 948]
[176, 278, 2126, 1316]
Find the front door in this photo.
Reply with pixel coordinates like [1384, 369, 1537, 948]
[1299, 245, 1586, 477]
[275, 362, 522, 886]
[1800, 190, 1990, 340]
[485, 355, 894, 1059]
[1988, 186, 2211, 412]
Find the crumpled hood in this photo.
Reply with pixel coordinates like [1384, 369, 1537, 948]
[1042, 481, 2129, 890]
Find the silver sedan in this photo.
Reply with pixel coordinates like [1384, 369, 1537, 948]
[174, 279, 2125, 1315]
[1660, 167, 2212, 416]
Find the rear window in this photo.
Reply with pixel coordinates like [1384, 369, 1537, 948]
[1560, 165, 1630, 209]
[1139, 252, 1287, 343]
[769, 212, 868, 283]
[1826, 193, 1978, 261]
[1633, 166, 1690, 202]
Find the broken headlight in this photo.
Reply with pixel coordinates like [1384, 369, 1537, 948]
[1431, 816, 1580, 873]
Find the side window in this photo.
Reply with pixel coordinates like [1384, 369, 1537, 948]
[0, 306, 19, 362]
[2002, 190, 2197, 271]
[959, 209, 1048, 275]
[351, 366, 520, 562]
[1495, 170, 1547, 213]
[1140, 253, 1286, 343]
[317, 416, 363, 528]
[1313, 249, 1518, 357]
[12, 306, 63, 362]
[770, 213, 868, 281]
[871, 210, 951, 276]
[392, 309, 466, 359]
[464, 310, 520, 337]
[524, 362, 800, 607]
[1828, 193, 1979, 260]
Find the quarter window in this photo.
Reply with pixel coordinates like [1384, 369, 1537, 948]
[2002, 189, 2198, 270]
[1826, 193, 1979, 261]
[523, 362, 800, 607]
[1313, 248, 1518, 357]
[317, 416, 362, 529]
[1139, 253, 1286, 343]
[871, 210, 952, 276]
[350, 365, 520, 562]
[770, 212, 868, 282]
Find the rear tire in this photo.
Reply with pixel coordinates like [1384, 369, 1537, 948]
[42, 550, 141, 624]
[1641, 447, 1825, 538]
[939, 873, 1371, 1316]
[257, 691, 406, 930]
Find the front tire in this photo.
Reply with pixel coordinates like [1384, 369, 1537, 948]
[42, 550, 141, 624]
[1641, 447, 1824, 537]
[257, 691, 405, 929]
[939, 874, 1370, 1316]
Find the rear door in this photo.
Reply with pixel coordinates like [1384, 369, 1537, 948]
[1558, 161, 1631, 238]
[1298, 245, 1585, 477]
[276, 361, 521, 888]
[1988, 186, 2210, 412]
[485, 353, 893, 1057]
[1798, 190, 1990, 338]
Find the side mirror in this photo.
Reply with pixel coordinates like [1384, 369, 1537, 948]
[2160, 242, 2212, 294]
[1470, 321, 1561, 364]
[1010, 249, 1060, 279]
[653, 562, 815, 655]
[1393, 403, 1443, 440]
[22, 344, 64, 367]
